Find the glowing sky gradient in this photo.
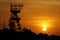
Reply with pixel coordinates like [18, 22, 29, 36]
[0, 0, 60, 36]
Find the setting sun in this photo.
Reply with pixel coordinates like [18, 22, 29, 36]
[42, 27, 47, 32]
[35, 18, 54, 33]
[40, 20, 50, 32]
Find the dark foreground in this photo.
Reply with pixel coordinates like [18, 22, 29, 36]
[0, 28, 60, 40]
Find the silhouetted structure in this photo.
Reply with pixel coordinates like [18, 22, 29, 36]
[9, 3, 23, 31]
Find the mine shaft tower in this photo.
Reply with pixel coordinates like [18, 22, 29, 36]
[9, 3, 23, 31]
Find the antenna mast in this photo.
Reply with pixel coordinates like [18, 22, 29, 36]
[9, 2, 23, 32]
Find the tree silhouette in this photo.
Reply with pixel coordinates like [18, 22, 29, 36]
[0, 27, 60, 40]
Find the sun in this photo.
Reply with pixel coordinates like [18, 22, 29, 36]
[36, 18, 54, 33]
[42, 27, 47, 32]
[40, 21, 48, 32]
[41, 23, 48, 32]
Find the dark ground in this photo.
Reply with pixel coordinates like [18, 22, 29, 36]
[0, 28, 60, 40]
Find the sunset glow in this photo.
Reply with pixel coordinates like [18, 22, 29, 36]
[41, 22, 49, 28]
[35, 18, 55, 33]
[0, 0, 60, 36]
[37, 19, 53, 28]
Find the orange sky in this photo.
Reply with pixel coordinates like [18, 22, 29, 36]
[0, 0, 60, 36]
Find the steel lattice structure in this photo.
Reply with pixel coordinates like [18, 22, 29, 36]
[9, 3, 23, 31]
